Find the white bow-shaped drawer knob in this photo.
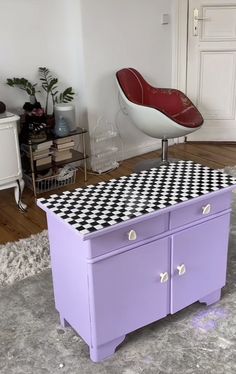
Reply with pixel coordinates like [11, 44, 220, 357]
[177, 264, 186, 276]
[202, 203, 211, 215]
[128, 229, 137, 241]
[160, 272, 169, 283]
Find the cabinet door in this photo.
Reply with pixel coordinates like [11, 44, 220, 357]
[171, 213, 231, 314]
[89, 238, 169, 346]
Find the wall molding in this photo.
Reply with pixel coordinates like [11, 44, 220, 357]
[172, 0, 189, 92]
[172, 0, 189, 144]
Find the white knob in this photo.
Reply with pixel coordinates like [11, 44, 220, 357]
[177, 264, 186, 276]
[128, 229, 137, 241]
[160, 272, 169, 283]
[202, 203, 211, 215]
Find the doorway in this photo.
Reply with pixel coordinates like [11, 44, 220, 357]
[175, 0, 236, 141]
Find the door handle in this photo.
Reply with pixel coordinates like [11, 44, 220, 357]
[177, 264, 186, 276]
[128, 229, 137, 241]
[202, 203, 211, 215]
[193, 8, 209, 36]
[195, 17, 209, 21]
[160, 272, 169, 283]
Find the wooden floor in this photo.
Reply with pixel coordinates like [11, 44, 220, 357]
[1, 142, 236, 245]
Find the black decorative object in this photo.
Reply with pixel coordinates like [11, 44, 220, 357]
[0, 101, 6, 114]
[19, 101, 48, 144]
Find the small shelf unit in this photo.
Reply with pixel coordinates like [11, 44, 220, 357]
[21, 127, 88, 196]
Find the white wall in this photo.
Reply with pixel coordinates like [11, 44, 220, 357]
[80, 0, 173, 159]
[0, 0, 173, 160]
[0, 0, 81, 119]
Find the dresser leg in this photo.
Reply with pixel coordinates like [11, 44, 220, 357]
[89, 335, 126, 362]
[14, 178, 27, 210]
[59, 314, 69, 328]
[199, 289, 221, 306]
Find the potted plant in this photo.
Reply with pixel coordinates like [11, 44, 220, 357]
[6, 67, 75, 116]
[6, 68, 76, 142]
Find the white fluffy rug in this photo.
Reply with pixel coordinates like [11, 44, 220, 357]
[0, 230, 50, 288]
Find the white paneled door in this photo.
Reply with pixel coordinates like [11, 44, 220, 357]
[187, 0, 236, 141]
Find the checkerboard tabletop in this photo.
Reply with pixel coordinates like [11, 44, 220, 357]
[38, 161, 236, 235]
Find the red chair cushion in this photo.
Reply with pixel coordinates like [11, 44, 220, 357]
[116, 68, 203, 128]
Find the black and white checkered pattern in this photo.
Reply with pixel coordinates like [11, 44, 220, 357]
[38, 161, 236, 235]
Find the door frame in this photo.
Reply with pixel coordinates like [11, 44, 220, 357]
[172, 0, 189, 143]
[172, 0, 189, 92]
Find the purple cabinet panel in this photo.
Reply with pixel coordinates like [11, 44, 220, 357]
[88, 213, 168, 258]
[46, 213, 91, 345]
[170, 192, 232, 229]
[88, 238, 170, 347]
[171, 213, 231, 314]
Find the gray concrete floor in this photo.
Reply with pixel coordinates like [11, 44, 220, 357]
[1, 209, 236, 374]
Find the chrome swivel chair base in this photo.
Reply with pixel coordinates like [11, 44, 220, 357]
[134, 139, 179, 173]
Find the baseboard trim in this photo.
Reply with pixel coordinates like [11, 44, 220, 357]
[121, 141, 159, 160]
[186, 141, 236, 145]
[121, 139, 175, 160]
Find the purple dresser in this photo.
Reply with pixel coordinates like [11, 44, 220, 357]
[37, 161, 236, 362]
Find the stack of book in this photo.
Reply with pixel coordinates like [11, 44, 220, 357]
[21, 140, 53, 167]
[52, 137, 74, 162]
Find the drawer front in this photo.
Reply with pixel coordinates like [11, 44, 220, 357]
[88, 213, 169, 258]
[170, 192, 232, 229]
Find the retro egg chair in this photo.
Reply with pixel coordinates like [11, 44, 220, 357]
[116, 68, 204, 170]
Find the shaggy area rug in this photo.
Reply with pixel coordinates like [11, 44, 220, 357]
[0, 230, 50, 288]
[1, 166, 236, 289]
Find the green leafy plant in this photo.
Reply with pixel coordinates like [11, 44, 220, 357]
[39, 67, 75, 114]
[6, 78, 39, 103]
[38, 67, 58, 115]
[6, 68, 75, 116]
[57, 87, 75, 103]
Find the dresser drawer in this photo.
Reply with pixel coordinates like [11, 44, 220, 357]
[88, 213, 169, 258]
[170, 192, 232, 229]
